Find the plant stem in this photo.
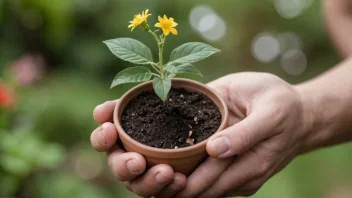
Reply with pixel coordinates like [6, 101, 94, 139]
[148, 30, 160, 44]
[158, 38, 165, 79]
[148, 30, 166, 79]
[150, 63, 161, 73]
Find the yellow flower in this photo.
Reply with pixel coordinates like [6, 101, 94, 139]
[128, 9, 151, 31]
[155, 15, 178, 36]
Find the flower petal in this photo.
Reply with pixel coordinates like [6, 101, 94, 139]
[163, 14, 168, 20]
[158, 16, 163, 23]
[155, 23, 162, 27]
[171, 22, 178, 27]
[170, 28, 178, 35]
[163, 28, 170, 36]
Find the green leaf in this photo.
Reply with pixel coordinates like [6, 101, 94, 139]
[165, 63, 203, 77]
[103, 38, 153, 64]
[111, 66, 152, 88]
[169, 42, 220, 64]
[168, 73, 176, 79]
[153, 77, 171, 101]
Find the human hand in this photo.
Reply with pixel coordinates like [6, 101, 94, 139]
[90, 72, 313, 198]
[90, 100, 187, 198]
[174, 72, 312, 197]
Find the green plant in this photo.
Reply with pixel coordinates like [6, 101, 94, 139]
[103, 9, 221, 101]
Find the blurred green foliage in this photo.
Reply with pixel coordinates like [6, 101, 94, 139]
[0, 0, 350, 197]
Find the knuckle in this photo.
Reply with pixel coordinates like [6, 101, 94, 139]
[269, 105, 287, 127]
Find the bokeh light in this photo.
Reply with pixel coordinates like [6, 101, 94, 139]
[189, 5, 226, 41]
[74, 155, 103, 180]
[277, 32, 302, 54]
[281, 49, 307, 76]
[274, 0, 314, 19]
[252, 33, 280, 63]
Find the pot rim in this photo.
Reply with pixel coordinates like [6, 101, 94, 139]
[113, 78, 229, 157]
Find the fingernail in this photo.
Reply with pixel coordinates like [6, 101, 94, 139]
[209, 136, 231, 157]
[98, 124, 109, 146]
[93, 104, 103, 119]
[156, 172, 169, 184]
[127, 159, 142, 174]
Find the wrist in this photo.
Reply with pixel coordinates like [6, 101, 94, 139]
[294, 84, 323, 154]
[294, 81, 342, 154]
[295, 80, 352, 154]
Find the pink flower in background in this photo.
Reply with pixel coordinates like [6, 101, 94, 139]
[11, 54, 46, 87]
[0, 82, 15, 109]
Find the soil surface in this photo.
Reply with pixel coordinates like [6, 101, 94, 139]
[121, 88, 222, 149]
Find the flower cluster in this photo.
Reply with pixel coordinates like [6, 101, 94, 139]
[128, 9, 152, 31]
[128, 9, 178, 36]
[155, 15, 178, 36]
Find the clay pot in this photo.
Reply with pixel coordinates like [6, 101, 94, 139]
[113, 78, 228, 175]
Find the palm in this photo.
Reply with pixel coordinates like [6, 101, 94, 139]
[207, 73, 274, 126]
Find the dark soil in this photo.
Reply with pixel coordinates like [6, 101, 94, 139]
[121, 88, 222, 149]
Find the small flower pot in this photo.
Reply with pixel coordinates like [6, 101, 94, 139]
[113, 78, 228, 175]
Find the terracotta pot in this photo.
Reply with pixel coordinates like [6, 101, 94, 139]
[113, 78, 228, 175]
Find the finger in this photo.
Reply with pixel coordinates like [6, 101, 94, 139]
[130, 164, 174, 198]
[93, 100, 117, 124]
[207, 105, 283, 158]
[107, 145, 146, 181]
[228, 179, 263, 196]
[155, 173, 187, 198]
[174, 157, 233, 198]
[90, 122, 118, 152]
[198, 150, 264, 198]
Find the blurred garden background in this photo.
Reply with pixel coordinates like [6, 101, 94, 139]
[1, 0, 352, 197]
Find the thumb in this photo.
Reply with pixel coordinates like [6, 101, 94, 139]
[206, 106, 283, 158]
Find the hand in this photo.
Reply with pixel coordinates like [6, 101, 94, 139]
[174, 72, 312, 197]
[90, 100, 187, 198]
[90, 72, 313, 198]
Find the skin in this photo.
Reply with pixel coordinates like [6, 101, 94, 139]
[90, 1, 352, 197]
[324, 0, 352, 57]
